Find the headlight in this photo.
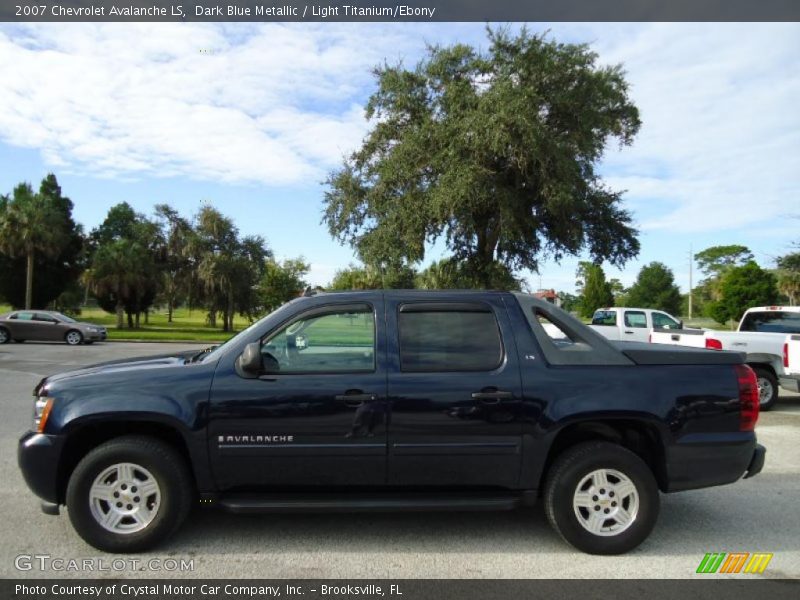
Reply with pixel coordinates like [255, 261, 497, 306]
[87, 327, 99, 332]
[33, 397, 54, 432]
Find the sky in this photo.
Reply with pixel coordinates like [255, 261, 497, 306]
[0, 22, 798, 293]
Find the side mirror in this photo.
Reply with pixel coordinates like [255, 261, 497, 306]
[239, 342, 263, 374]
[678, 321, 684, 329]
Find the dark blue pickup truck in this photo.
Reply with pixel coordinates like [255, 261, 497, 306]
[18, 291, 765, 555]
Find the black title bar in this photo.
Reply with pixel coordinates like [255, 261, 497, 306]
[3, 1, 799, 22]
[4, 579, 800, 600]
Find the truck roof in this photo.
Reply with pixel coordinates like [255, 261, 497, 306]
[743, 306, 800, 313]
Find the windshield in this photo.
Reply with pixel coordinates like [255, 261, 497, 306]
[199, 299, 303, 363]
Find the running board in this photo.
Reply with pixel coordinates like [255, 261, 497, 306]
[216, 492, 532, 514]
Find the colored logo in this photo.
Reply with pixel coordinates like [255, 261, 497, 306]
[696, 552, 773, 574]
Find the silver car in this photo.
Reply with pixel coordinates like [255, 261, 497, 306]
[0, 310, 107, 345]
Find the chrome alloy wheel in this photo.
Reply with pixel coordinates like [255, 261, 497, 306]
[0, 328, 8, 344]
[756, 376, 773, 405]
[572, 468, 639, 537]
[65, 331, 82, 345]
[89, 463, 161, 534]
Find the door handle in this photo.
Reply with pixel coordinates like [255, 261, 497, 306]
[624, 331, 635, 334]
[471, 391, 513, 403]
[335, 393, 377, 407]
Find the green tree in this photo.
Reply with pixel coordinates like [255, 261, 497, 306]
[608, 277, 628, 306]
[415, 258, 521, 290]
[776, 252, 800, 305]
[88, 203, 163, 328]
[693, 245, 754, 304]
[323, 28, 641, 287]
[328, 262, 417, 290]
[579, 263, 613, 318]
[260, 258, 310, 313]
[559, 292, 579, 314]
[0, 178, 75, 309]
[154, 204, 193, 323]
[707, 262, 778, 325]
[190, 206, 270, 331]
[695, 245, 754, 278]
[625, 262, 682, 315]
[89, 239, 151, 329]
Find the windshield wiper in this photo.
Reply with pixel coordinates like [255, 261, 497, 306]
[188, 345, 218, 363]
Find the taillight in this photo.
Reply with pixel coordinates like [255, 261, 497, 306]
[784, 342, 790, 368]
[735, 364, 759, 431]
[705, 338, 723, 350]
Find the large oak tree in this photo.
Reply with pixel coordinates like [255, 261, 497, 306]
[324, 28, 641, 287]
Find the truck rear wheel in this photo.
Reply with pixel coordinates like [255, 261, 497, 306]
[66, 435, 193, 553]
[544, 441, 659, 555]
[751, 366, 778, 411]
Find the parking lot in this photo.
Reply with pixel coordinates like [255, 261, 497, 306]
[1, 342, 798, 579]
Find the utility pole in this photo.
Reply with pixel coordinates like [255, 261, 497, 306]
[688, 244, 693, 320]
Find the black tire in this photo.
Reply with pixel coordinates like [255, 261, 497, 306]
[0, 327, 9, 344]
[66, 435, 193, 553]
[84, 341, 94, 345]
[751, 366, 778, 411]
[14, 339, 25, 343]
[64, 330, 83, 346]
[544, 441, 660, 555]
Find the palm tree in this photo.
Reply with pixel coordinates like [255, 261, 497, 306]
[0, 183, 68, 308]
[88, 239, 148, 329]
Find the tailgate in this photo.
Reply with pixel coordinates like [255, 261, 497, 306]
[649, 328, 707, 348]
[786, 335, 800, 375]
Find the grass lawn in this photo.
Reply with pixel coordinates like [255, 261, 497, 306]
[0, 304, 245, 343]
[0, 303, 739, 342]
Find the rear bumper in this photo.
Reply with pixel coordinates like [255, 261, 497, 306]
[18, 431, 63, 504]
[744, 443, 766, 479]
[665, 432, 764, 492]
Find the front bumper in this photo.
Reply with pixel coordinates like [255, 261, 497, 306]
[18, 431, 64, 504]
[85, 330, 107, 341]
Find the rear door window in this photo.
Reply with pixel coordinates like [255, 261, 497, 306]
[398, 304, 503, 372]
[624, 311, 648, 328]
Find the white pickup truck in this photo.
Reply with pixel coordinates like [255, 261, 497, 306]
[588, 307, 684, 343]
[650, 306, 800, 410]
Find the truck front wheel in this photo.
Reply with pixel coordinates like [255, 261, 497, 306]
[544, 441, 660, 555]
[66, 435, 193, 553]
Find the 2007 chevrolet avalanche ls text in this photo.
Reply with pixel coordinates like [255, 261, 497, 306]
[18, 291, 765, 555]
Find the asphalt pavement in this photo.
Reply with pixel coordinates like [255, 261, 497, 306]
[1, 341, 798, 579]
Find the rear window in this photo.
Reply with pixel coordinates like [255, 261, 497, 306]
[591, 311, 617, 326]
[398, 305, 503, 372]
[740, 311, 800, 334]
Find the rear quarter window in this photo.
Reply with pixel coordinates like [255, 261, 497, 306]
[591, 311, 617, 326]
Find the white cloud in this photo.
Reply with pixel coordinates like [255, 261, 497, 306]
[0, 21, 797, 244]
[577, 23, 800, 233]
[0, 23, 415, 185]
